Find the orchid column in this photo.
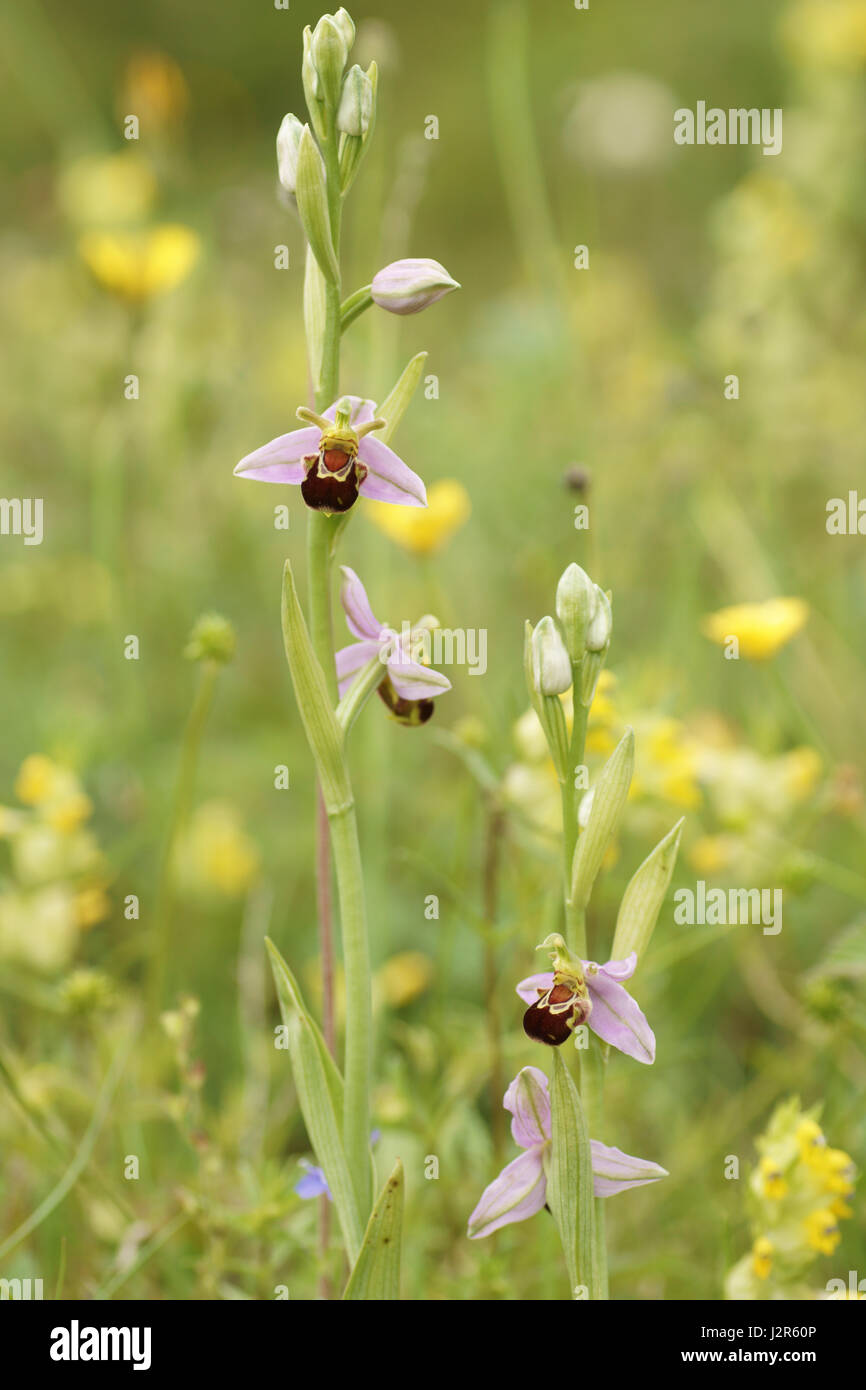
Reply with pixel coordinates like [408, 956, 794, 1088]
[233, 9, 459, 1289]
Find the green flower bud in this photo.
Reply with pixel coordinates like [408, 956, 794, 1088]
[337, 63, 374, 137]
[586, 586, 612, 652]
[295, 126, 340, 285]
[276, 113, 305, 195]
[555, 563, 596, 663]
[311, 14, 350, 109]
[185, 613, 236, 665]
[332, 7, 356, 52]
[531, 616, 572, 697]
[524, 620, 569, 781]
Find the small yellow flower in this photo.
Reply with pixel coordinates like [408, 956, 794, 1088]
[75, 885, 111, 929]
[180, 801, 260, 898]
[803, 1208, 841, 1256]
[689, 834, 735, 875]
[759, 1155, 788, 1200]
[365, 478, 470, 555]
[701, 598, 808, 661]
[377, 951, 434, 1008]
[831, 1197, 853, 1220]
[781, 747, 822, 802]
[119, 50, 189, 131]
[796, 1117, 826, 1165]
[58, 151, 157, 228]
[752, 1236, 774, 1280]
[814, 1147, 856, 1197]
[780, 0, 866, 71]
[15, 755, 61, 806]
[78, 224, 200, 302]
[45, 792, 93, 835]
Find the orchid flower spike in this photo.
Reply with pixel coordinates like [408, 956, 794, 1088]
[467, 1066, 668, 1238]
[516, 933, 656, 1064]
[337, 566, 451, 725]
[234, 395, 427, 515]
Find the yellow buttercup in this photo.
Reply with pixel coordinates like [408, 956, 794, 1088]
[365, 478, 470, 555]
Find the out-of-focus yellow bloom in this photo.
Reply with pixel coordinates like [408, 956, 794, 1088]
[58, 151, 157, 228]
[752, 1236, 774, 1280]
[119, 50, 189, 131]
[78, 224, 200, 303]
[45, 792, 94, 835]
[75, 885, 111, 929]
[365, 478, 470, 555]
[780, 747, 822, 801]
[59, 968, 114, 1015]
[15, 755, 65, 806]
[812, 1147, 856, 1197]
[803, 1208, 841, 1256]
[585, 669, 618, 754]
[780, 0, 866, 70]
[759, 1155, 788, 1200]
[797, 1117, 826, 1165]
[689, 834, 735, 875]
[701, 598, 808, 660]
[178, 801, 260, 898]
[377, 951, 434, 1008]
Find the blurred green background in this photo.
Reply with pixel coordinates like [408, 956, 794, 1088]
[0, 0, 864, 1300]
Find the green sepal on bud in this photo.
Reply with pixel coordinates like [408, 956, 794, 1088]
[295, 126, 340, 285]
[302, 26, 327, 140]
[555, 563, 596, 664]
[569, 727, 634, 914]
[524, 620, 570, 782]
[311, 12, 351, 109]
[579, 587, 612, 707]
[184, 612, 236, 665]
[611, 817, 684, 966]
[337, 64, 374, 138]
[339, 61, 378, 194]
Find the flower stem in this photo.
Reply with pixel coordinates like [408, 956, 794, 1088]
[563, 701, 588, 956]
[148, 660, 219, 1019]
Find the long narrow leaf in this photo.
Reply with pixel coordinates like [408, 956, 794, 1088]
[343, 1160, 404, 1300]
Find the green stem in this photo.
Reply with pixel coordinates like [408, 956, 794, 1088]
[563, 701, 589, 955]
[329, 803, 372, 1216]
[340, 285, 374, 332]
[148, 661, 219, 1018]
[580, 1038, 609, 1299]
[336, 655, 387, 736]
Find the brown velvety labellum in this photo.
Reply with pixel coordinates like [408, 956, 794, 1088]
[376, 679, 434, 726]
[523, 982, 580, 1047]
[301, 454, 360, 513]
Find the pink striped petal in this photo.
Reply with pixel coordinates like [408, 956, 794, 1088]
[504, 1067, 550, 1149]
[466, 1148, 547, 1239]
[585, 965, 655, 1064]
[336, 640, 383, 697]
[339, 566, 384, 642]
[515, 971, 554, 1006]
[323, 396, 377, 427]
[358, 436, 427, 507]
[591, 1140, 668, 1197]
[234, 426, 319, 483]
[386, 649, 451, 701]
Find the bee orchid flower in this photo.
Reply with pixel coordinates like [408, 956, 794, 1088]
[516, 933, 655, 1063]
[337, 566, 451, 724]
[234, 394, 427, 515]
[467, 1066, 668, 1238]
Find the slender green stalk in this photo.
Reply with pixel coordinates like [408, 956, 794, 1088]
[329, 803, 372, 1215]
[148, 660, 219, 1017]
[563, 700, 588, 956]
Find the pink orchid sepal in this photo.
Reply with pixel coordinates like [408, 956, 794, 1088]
[336, 566, 450, 726]
[234, 395, 427, 515]
[517, 933, 655, 1064]
[467, 1066, 668, 1239]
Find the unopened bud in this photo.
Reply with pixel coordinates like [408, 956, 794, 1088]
[337, 64, 373, 137]
[530, 617, 572, 697]
[184, 613, 236, 665]
[371, 257, 460, 316]
[311, 14, 350, 108]
[276, 113, 305, 194]
[555, 563, 596, 663]
[586, 586, 612, 652]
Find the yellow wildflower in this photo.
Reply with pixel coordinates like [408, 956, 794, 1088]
[179, 801, 260, 898]
[780, 0, 866, 70]
[814, 1147, 856, 1197]
[701, 598, 808, 660]
[119, 50, 189, 131]
[752, 1236, 774, 1280]
[75, 885, 111, 929]
[364, 478, 470, 555]
[15, 755, 65, 806]
[780, 747, 822, 802]
[758, 1155, 788, 1200]
[803, 1208, 841, 1256]
[78, 224, 200, 302]
[377, 951, 434, 1008]
[44, 792, 93, 835]
[58, 151, 156, 228]
[797, 1118, 826, 1165]
[689, 834, 735, 875]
